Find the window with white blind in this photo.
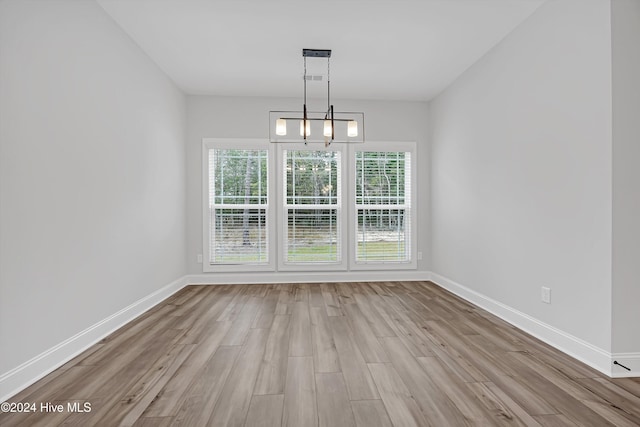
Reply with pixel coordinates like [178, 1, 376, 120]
[203, 139, 416, 272]
[203, 139, 274, 272]
[282, 149, 343, 266]
[354, 148, 412, 265]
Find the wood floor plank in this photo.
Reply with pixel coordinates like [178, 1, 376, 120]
[576, 377, 640, 422]
[329, 316, 380, 400]
[321, 283, 343, 316]
[393, 317, 437, 357]
[507, 351, 596, 401]
[579, 399, 640, 427]
[143, 320, 232, 417]
[335, 282, 356, 306]
[244, 394, 284, 427]
[316, 372, 356, 427]
[414, 282, 473, 313]
[461, 313, 524, 352]
[3, 283, 639, 427]
[177, 287, 240, 344]
[170, 345, 240, 426]
[81, 326, 187, 399]
[283, 356, 317, 427]
[252, 312, 274, 330]
[294, 283, 310, 302]
[1, 364, 96, 423]
[409, 292, 457, 322]
[167, 285, 204, 307]
[171, 286, 225, 330]
[366, 293, 432, 358]
[217, 286, 251, 321]
[342, 303, 389, 363]
[221, 296, 262, 346]
[425, 336, 487, 383]
[466, 381, 542, 426]
[310, 306, 340, 373]
[66, 343, 195, 426]
[376, 284, 411, 313]
[79, 305, 181, 367]
[251, 287, 279, 329]
[367, 363, 429, 427]
[507, 326, 604, 380]
[380, 336, 468, 426]
[105, 345, 195, 427]
[275, 284, 294, 315]
[426, 319, 516, 381]
[254, 314, 291, 395]
[353, 291, 396, 338]
[533, 414, 580, 426]
[608, 377, 640, 397]
[309, 283, 325, 307]
[490, 373, 559, 416]
[417, 356, 493, 425]
[207, 328, 269, 427]
[501, 363, 615, 427]
[2, 327, 185, 427]
[289, 301, 312, 357]
[351, 400, 393, 427]
[131, 416, 174, 426]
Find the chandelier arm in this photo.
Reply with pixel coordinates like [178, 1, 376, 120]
[278, 116, 352, 122]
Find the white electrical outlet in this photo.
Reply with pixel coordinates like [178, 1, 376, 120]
[417, 251, 423, 260]
[197, 254, 203, 264]
[541, 286, 551, 304]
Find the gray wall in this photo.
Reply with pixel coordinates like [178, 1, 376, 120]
[0, 0, 187, 375]
[429, 0, 613, 351]
[611, 0, 640, 354]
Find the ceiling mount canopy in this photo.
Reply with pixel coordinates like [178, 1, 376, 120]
[302, 48, 331, 58]
[269, 49, 364, 145]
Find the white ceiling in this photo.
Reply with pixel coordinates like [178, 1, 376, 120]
[97, 0, 545, 101]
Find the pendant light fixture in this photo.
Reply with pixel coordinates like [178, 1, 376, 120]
[270, 49, 364, 144]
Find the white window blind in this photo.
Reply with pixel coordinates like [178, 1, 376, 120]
[284, 150, 341, 263]
[209, 148, 268, 264]
[355, 151, 411, 263]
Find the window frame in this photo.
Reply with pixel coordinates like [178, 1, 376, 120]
[348, 141, 417, 270]
[276, 143, 349, 271]
[202, 138, 417, 273]
[202, 138, 276, 272]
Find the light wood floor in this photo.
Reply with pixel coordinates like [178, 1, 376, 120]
[2, 282, 639, 426]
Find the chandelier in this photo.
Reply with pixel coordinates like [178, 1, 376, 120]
[269, 49, 364, 145]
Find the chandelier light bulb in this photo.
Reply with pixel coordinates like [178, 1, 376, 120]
[348, 120, 358, 137]
[276, 119, 287, 136]
[323, 120, 333, 137]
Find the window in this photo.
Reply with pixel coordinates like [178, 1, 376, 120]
[282, 149, 343, 265]
[352, 142, 415, 268]
[203, 139, 274, 272]
[203, 139, 415, 272]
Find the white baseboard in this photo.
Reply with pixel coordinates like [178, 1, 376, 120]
[185, 270, 431, 285]
[0, 276, 188, 402]
[429, 272, 639, 378]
